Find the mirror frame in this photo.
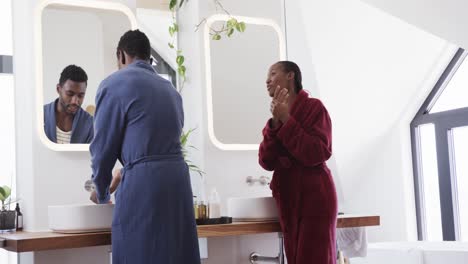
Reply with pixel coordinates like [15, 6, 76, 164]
[34, 0, 138, 151]
[204, 14, 286, 151]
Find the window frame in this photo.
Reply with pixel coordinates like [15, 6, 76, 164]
[411, 48, 468, 240]
[0, 55, 13, 74]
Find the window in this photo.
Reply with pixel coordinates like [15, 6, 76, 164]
[0, 75, 16, 263]
[430, 60, 468, 113]
[417, 124, 443, 241]
[412, 48, 468, 241]
[0, 0, 17, 263]
[0, 0, 15, 183]
[451, 126, 468, 241]
[0, 0, 13, 55]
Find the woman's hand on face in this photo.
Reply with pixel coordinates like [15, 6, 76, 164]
[271, 86, 290, 123]
[274, 86, 288, 103]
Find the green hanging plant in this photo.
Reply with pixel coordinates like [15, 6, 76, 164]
[199, 17, 246, 41]
[168, 0, 247, 91]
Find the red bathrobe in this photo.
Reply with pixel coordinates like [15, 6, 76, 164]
[259, 90, 337, 264]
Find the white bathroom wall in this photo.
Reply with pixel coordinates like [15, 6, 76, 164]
[34, 246, 110, 264]
[136, 8, 176, 69]
[12, 0, 135, 263]
[101, 12, 132, 78]
[360, 0, 468, 50]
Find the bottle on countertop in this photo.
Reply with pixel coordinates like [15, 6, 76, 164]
[198, 201, 208, 219]
[209, 188, 221, 219]
[193, 196, 199, 219]
[197, 188, 208, 219]
[15, 203, 23, 231]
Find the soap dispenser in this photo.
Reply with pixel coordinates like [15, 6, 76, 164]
[15, 203, 23, 231]
[208, 188, 221, 218]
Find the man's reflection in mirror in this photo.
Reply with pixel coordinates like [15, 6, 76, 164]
[44, 65, 94, 144]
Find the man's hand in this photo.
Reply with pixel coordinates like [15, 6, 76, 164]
[110, 169, 122, 194]
[90, 190, 98, 204]
[90, 190, 113, 204]
[89, 169, 122, 204]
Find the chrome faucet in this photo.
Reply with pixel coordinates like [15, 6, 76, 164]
[246, 176, 270, 186]
[84, 179, 95, 192]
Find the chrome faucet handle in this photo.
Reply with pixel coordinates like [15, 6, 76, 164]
[246, 176, 271, 186]
[84, 179, 95, 192]
[259, 175, 270, 186]
[246, 176, 255, 186]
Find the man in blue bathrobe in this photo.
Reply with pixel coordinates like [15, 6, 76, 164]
[43, 65, 94, 144]
[90, 30, 200, 264]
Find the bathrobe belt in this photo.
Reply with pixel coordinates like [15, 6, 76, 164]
[122, 154, 183, 177]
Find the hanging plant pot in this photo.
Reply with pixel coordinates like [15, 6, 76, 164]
[0, 210, 16, 232]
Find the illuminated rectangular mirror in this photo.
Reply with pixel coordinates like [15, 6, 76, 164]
[204, 15, 286, 150]
[36, 0, 138, 151]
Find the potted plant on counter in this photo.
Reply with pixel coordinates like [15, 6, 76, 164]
[181, 128, 205, 179]
[0, 185, 16, 232]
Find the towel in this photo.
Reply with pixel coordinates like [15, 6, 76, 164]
[337, 227, 368, 258]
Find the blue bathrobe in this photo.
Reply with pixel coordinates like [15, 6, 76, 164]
[43, 99, 94, 143]
[90, 60, 200, 264]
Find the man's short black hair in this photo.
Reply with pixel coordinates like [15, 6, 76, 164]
[117, 29, 151, 61]
[59, 65, 88, 86]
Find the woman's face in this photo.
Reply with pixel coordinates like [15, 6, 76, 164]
[266, 63, 290, 98]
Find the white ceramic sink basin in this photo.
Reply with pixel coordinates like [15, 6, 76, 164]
[227, 196, 278, 222]
[48, 203, 114, 233]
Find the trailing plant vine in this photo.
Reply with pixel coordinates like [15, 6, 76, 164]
[168, 0, 246, 91]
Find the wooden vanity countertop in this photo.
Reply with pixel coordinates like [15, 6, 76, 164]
[0, 214, 379, 253]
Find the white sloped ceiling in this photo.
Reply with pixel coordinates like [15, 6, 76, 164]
[360, 0, 468, 49]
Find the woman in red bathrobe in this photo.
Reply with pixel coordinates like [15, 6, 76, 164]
[259, 61, 338, 264]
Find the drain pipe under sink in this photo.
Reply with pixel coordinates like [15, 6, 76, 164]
[249, 232, 284, 264]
